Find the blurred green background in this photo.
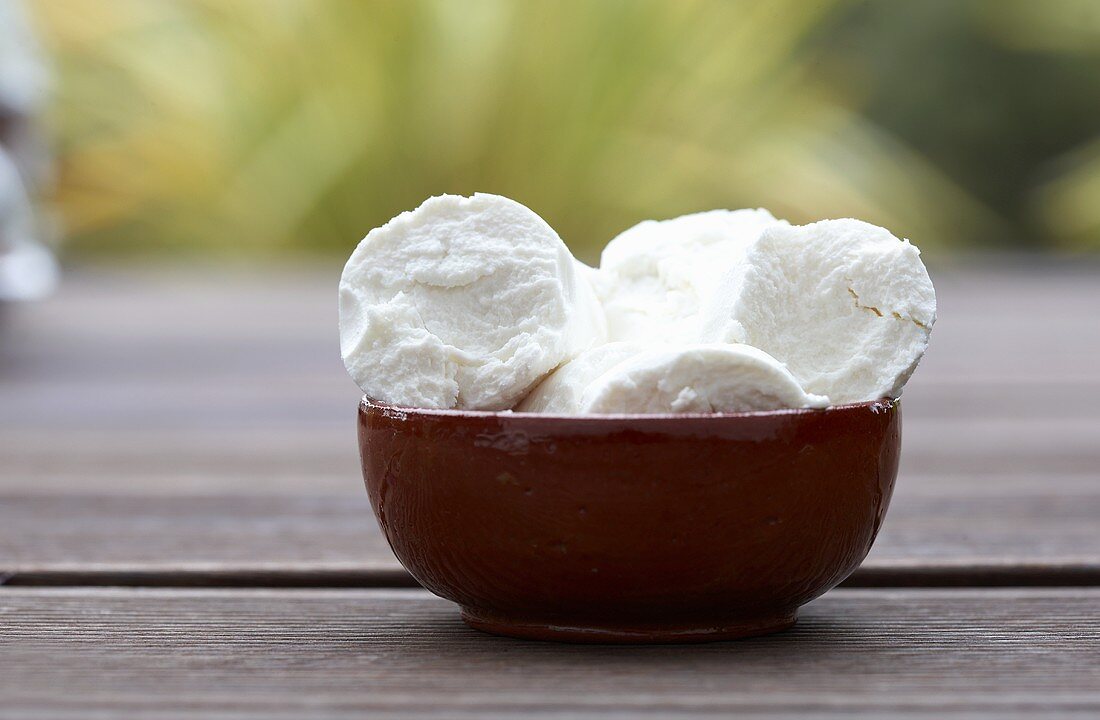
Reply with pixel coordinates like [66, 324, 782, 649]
[27, 0, 1100, 262]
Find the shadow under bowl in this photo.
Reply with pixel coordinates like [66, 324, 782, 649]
[358, 398, 900, 644]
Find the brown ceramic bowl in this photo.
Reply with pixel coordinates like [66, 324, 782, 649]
[358, 398, 900, 643]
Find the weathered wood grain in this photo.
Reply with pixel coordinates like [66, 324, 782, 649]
[2, 472, 1099, 584]
[4, 264, 1099, 433]
[2, 265, 1098, 582]
[1, 588, 1098, 718]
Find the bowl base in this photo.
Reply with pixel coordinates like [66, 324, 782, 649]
[460, 606, 798, 644]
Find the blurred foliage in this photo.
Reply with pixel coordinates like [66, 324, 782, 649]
[25, 0, 1100, 259]
[823, 0, 1100, 250]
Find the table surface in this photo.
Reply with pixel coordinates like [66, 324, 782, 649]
[2, 262, 1099, 718]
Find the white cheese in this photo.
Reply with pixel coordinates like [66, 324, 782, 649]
[516, 342, 646, 413]
[579, 343, 829, 414]
[596, 209, 783, 343]
[339, 193, 606, 410]
[700, 218, 936, 403]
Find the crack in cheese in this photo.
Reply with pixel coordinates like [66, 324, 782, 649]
[700, 218, 936, 403]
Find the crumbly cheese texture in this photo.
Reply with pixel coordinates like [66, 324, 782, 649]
[339, 193, 606, 410]
[579, 343, 828, 414]
[516, 342, 646, 413]
[700, 218, 936, 404]
[596, 209, 783, 343]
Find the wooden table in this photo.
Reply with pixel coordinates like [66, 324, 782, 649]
[2, 262, 1098, 717]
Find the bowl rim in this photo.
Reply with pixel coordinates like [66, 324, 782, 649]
[360, 396, 897, 423]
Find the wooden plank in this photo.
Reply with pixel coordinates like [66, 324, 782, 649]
[3, 266, 1099, 437]
[2, 265, 1099, 581]
[5, 412, 1098, 478]
[1, 588, 1098, 718]
[1, 472, 1099, 584]
[3, 265, 1099, 430]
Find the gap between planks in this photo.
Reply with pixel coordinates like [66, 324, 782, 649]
[3, 561, 1099, 589]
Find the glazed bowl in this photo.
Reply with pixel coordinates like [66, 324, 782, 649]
[358, 398, 900, 643]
